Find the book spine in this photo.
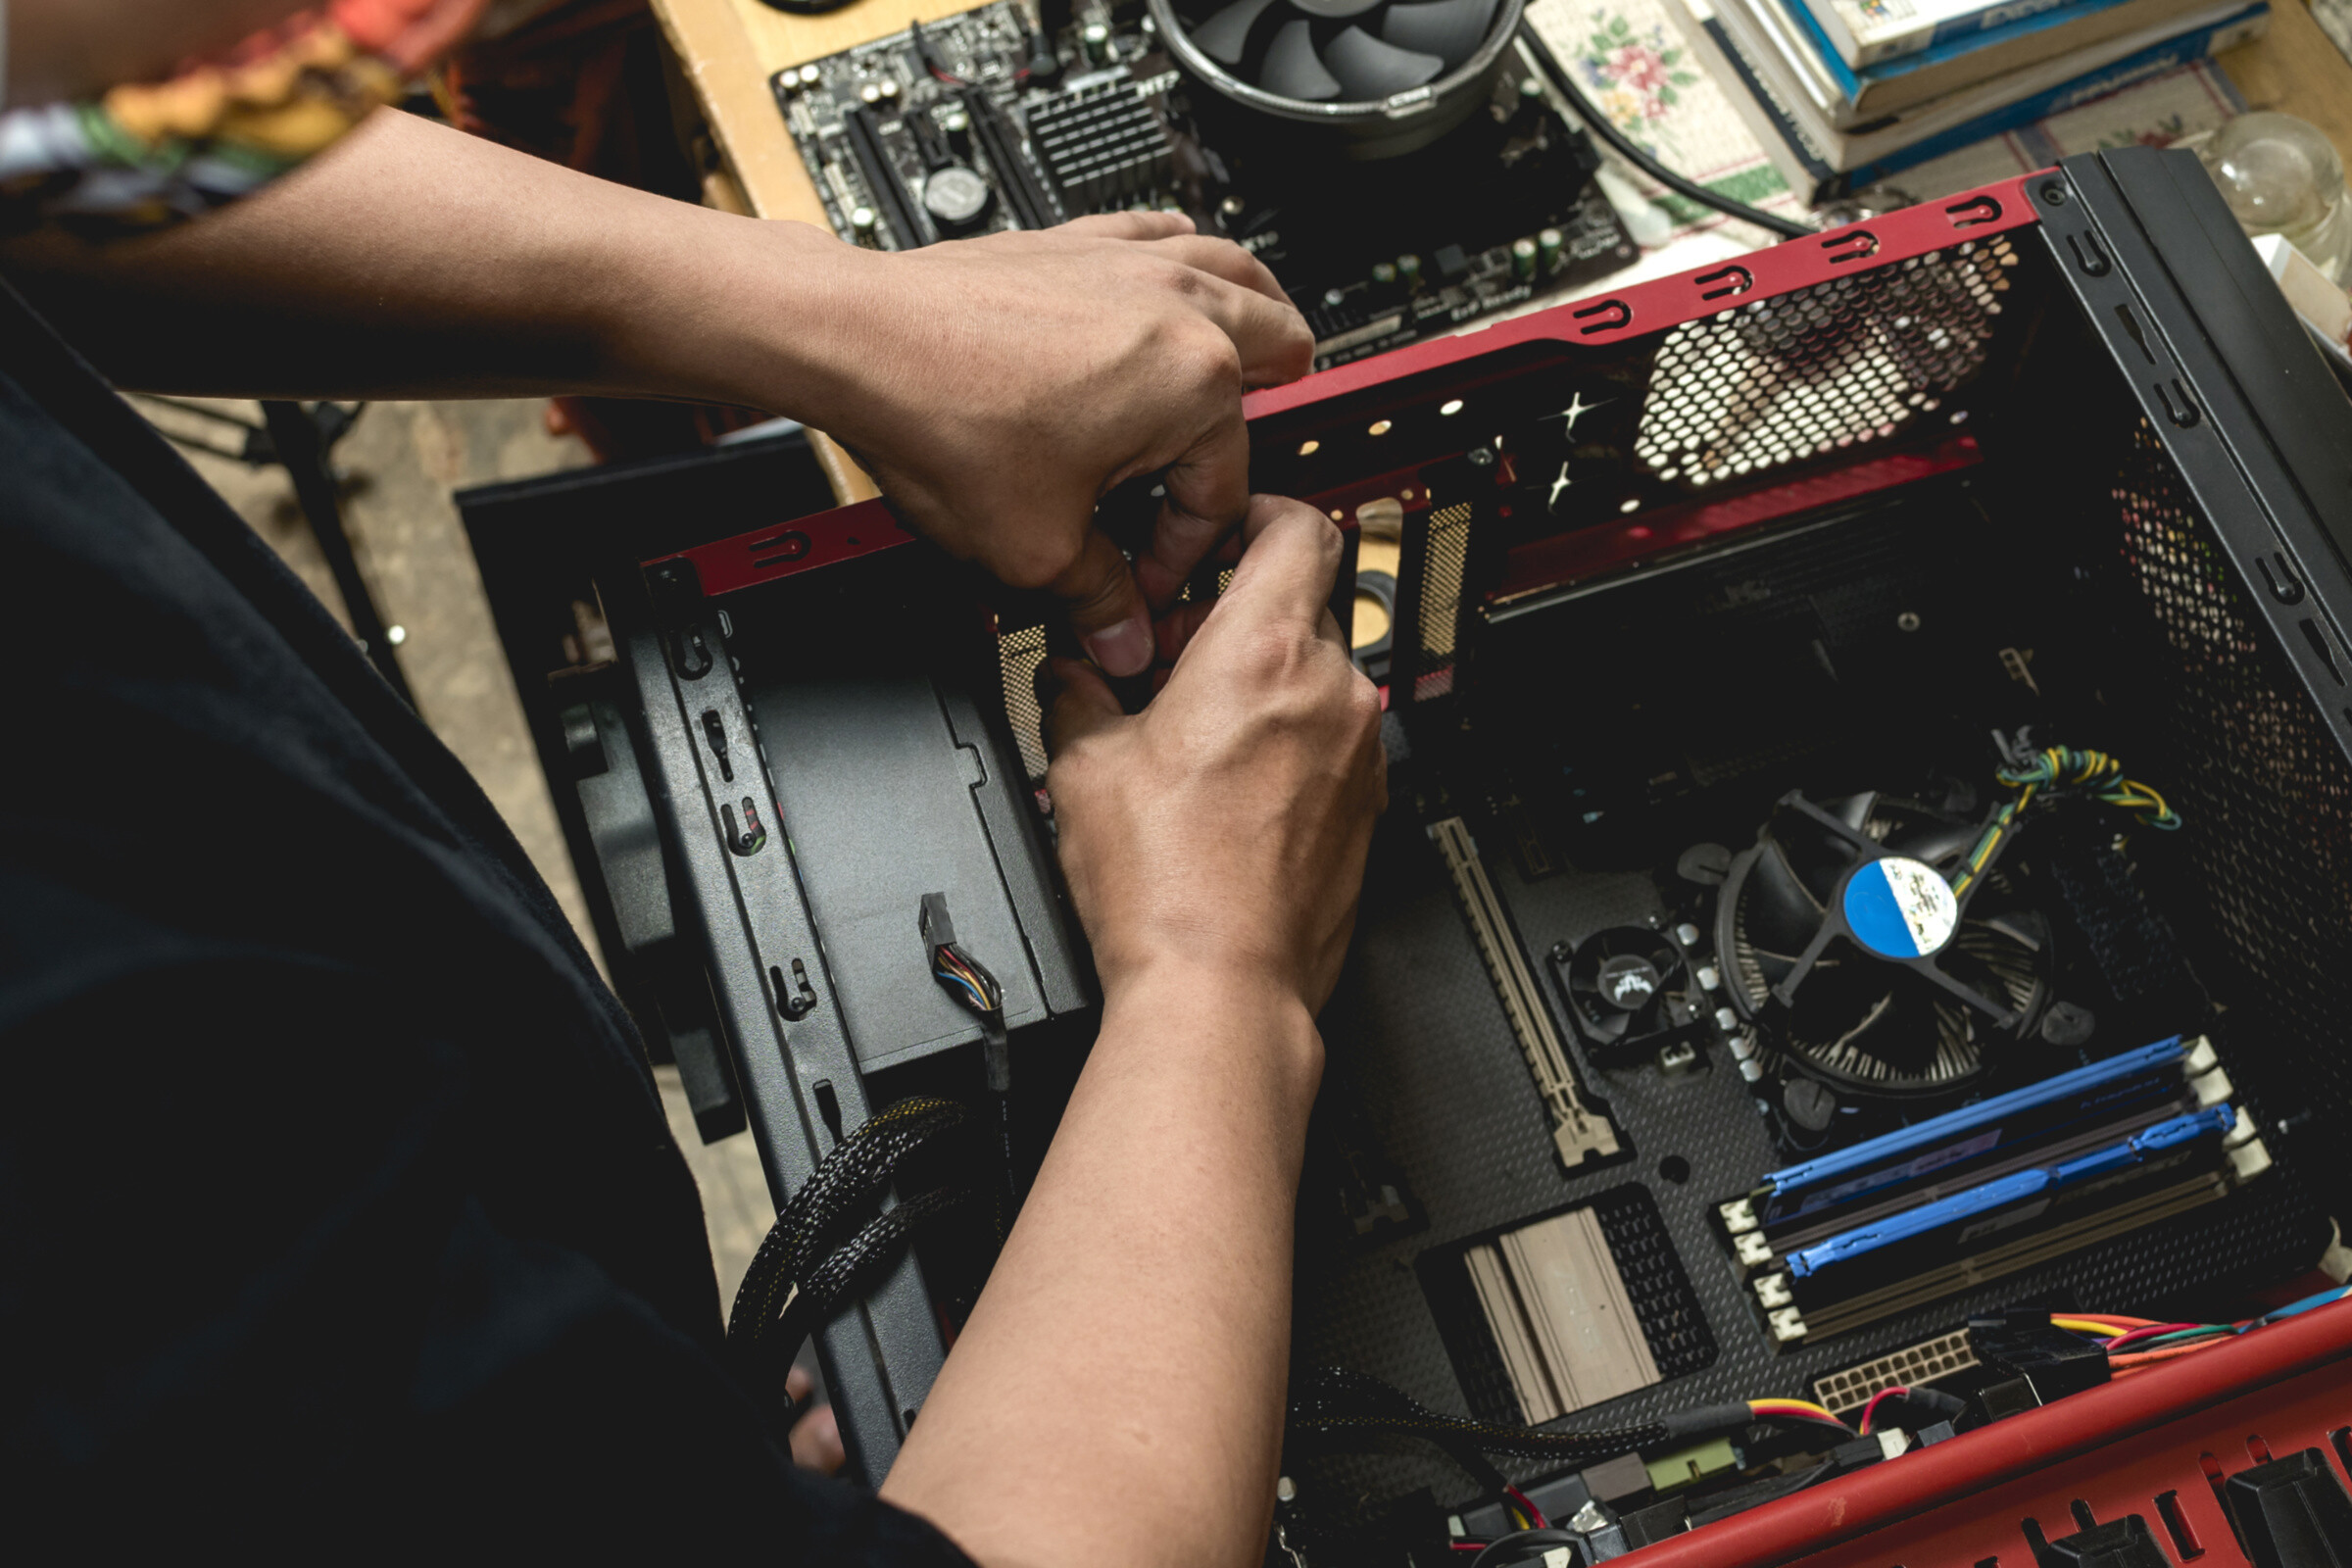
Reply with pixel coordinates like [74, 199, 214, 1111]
[1921, 0, 2079, 50]
[1692, 11, 1848, 201]
[1847, 3, 2266, 179]
[1839, 0, 2088, 65]
[1787, 0, 1867, 97]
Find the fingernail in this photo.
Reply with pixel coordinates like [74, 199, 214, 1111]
[1082, 614, 1153, 678]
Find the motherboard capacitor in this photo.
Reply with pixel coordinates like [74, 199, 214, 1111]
[1397, 253, 1422, 289]
[1538, 226, 1563, 273]
[1511, 237, 1538, 282]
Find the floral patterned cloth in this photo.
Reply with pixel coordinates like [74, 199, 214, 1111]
[1531, 0, 1810, 249]
[1529, 0, 2246, 253]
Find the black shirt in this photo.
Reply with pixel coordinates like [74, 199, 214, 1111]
[0, 280, 970, 1559]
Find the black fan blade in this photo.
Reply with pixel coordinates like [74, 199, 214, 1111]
[1380, 0, 1499, 67]
[1784, 952, 1889, 1063]
[1289, 0, 1384, 16]
[1856, 973, 1954, 1080]
[1321, 25, 1444, 97]
[1776, 793, 1873, 902]
[1742, 841, 1826, 956]
[1258, 19, 1344, 98]
[1878, 807, 1979, 870]
[1190, 0, 1277, 64]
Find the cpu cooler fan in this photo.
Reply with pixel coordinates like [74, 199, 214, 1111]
[1713, 790, 2052, 1098]
[1563, 926, 1702, 1055]
[1149, 0, 1522, 156]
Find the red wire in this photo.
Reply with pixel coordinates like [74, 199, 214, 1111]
[1857, 1385, 1909, 1435]
[1503, 1484, 1548, 1530]
[1452, 1542, 1489, 1553]
[2108, 1339, 2234, 1370]
[2103, 1321, 2216, 1352]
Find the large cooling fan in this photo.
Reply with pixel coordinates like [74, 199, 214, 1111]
[1713, 790, 2052, 1098]
[1149, 0, 1522, 154]
[1180, 0, 1499, 100]
[1565, 926, 1698, 1054]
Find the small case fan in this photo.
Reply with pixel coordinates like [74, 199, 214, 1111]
[1562, 925, 1701, 1055]
[1713, 790, 2051, 1098]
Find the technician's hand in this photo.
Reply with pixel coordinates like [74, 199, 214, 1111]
[1040, 495, 1386, 1013]
[821, 213, 1314, 677]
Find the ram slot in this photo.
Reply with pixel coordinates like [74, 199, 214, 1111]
[959, 92, 1061, 232]
[843, 106, 923, 250]
[1430, 816, 1618, 1169]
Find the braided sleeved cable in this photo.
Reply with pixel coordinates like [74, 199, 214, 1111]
[727, 1097, 972, 1370]
[1287, 1365, 1672, 1491]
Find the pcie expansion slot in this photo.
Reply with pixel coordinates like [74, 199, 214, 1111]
[1430, 817, 1619, 1168]
[843, 106, 922, 250]
[958, 91, 1062, 232]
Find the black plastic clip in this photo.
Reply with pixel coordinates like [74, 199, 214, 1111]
[773, 957, 819, 1021]
[647, 558, 714, 681]
[722, 797, 766, 856]
[701, 709, 735, 782]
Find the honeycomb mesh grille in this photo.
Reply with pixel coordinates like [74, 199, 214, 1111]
[996, 621, 1049, 783]
[1635, 238, 2018, 488]
[2111, 419, 2352, 1185]
[1414, 501, 1475, 702]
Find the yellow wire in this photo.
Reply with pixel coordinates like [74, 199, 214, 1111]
[2050, 1316, 2125, 1338]
[1751, 1397, 1846, 1425]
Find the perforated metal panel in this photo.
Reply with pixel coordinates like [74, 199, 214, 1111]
[1635, 239, 2019, 489]
[1412, 500, 1475, 703]
[995, 621, 1049, 783]
[2110, 421, 2352, 1202]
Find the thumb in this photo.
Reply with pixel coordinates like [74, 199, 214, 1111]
[1042, 657, 1125, 759]
[1053, 526, 1154, 678]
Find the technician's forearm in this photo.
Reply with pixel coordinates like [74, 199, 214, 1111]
[881, 960, 1323, 1568]
[0, 109, 859, 408]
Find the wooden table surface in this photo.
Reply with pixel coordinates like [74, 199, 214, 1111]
[649, 0, 2352, 495]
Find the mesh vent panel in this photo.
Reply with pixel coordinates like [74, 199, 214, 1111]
[996, 621, 1049, 783]
[1414, 501, 1474, 702]
[1636, 239, 2018, 488]
[2112, 420, 2352, 1177]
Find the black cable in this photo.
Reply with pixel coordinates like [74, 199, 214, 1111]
[1518, 22, 1812, 241]
[1471, 1528, 1586, 1568]
[728, 1096, 988, 1408]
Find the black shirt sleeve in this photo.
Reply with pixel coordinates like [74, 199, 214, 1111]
[0, 282, 972, 1562]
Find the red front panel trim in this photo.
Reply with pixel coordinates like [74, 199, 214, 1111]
[1243, 175, 2043, 420]
[1629, 1299, 2352, 1568]
[652, 172, 2046, 595]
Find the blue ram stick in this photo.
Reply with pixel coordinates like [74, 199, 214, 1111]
[1785, 1105, 2234, 1298]
[1751, 1036, 2216, 1235]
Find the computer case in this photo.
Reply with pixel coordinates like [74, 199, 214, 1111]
[462, 146, 2352, 1561]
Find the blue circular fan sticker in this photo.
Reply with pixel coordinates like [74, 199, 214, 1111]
[1842, 856, 1961, 959]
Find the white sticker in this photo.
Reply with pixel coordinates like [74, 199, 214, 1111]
[1843, 856, 1961, 958]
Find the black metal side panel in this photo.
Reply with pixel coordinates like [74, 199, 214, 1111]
[2043, 149, 2352, 763]
[619, 611, 946, 1484]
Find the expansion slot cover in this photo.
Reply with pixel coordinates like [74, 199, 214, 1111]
[1431, 817, 1619, 1167]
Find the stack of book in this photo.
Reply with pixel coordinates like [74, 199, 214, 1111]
[1661, 0, 2272, 200]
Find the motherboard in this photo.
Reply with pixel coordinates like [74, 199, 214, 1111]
[769, 0, 1636, 368]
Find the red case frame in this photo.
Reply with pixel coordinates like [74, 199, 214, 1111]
[645, 171, 2352, 1560]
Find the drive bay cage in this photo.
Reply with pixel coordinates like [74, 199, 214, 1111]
[462, 147, 2352, 1567]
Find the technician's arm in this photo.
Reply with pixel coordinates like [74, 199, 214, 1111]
[880, 497, 1387, 1568]
[0, 108, 1313, 674]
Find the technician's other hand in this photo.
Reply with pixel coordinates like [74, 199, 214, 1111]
[1041, 496, 1386, 1014]
[824, 213, 1314, 678]
[784, 1364, 845, 1475]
